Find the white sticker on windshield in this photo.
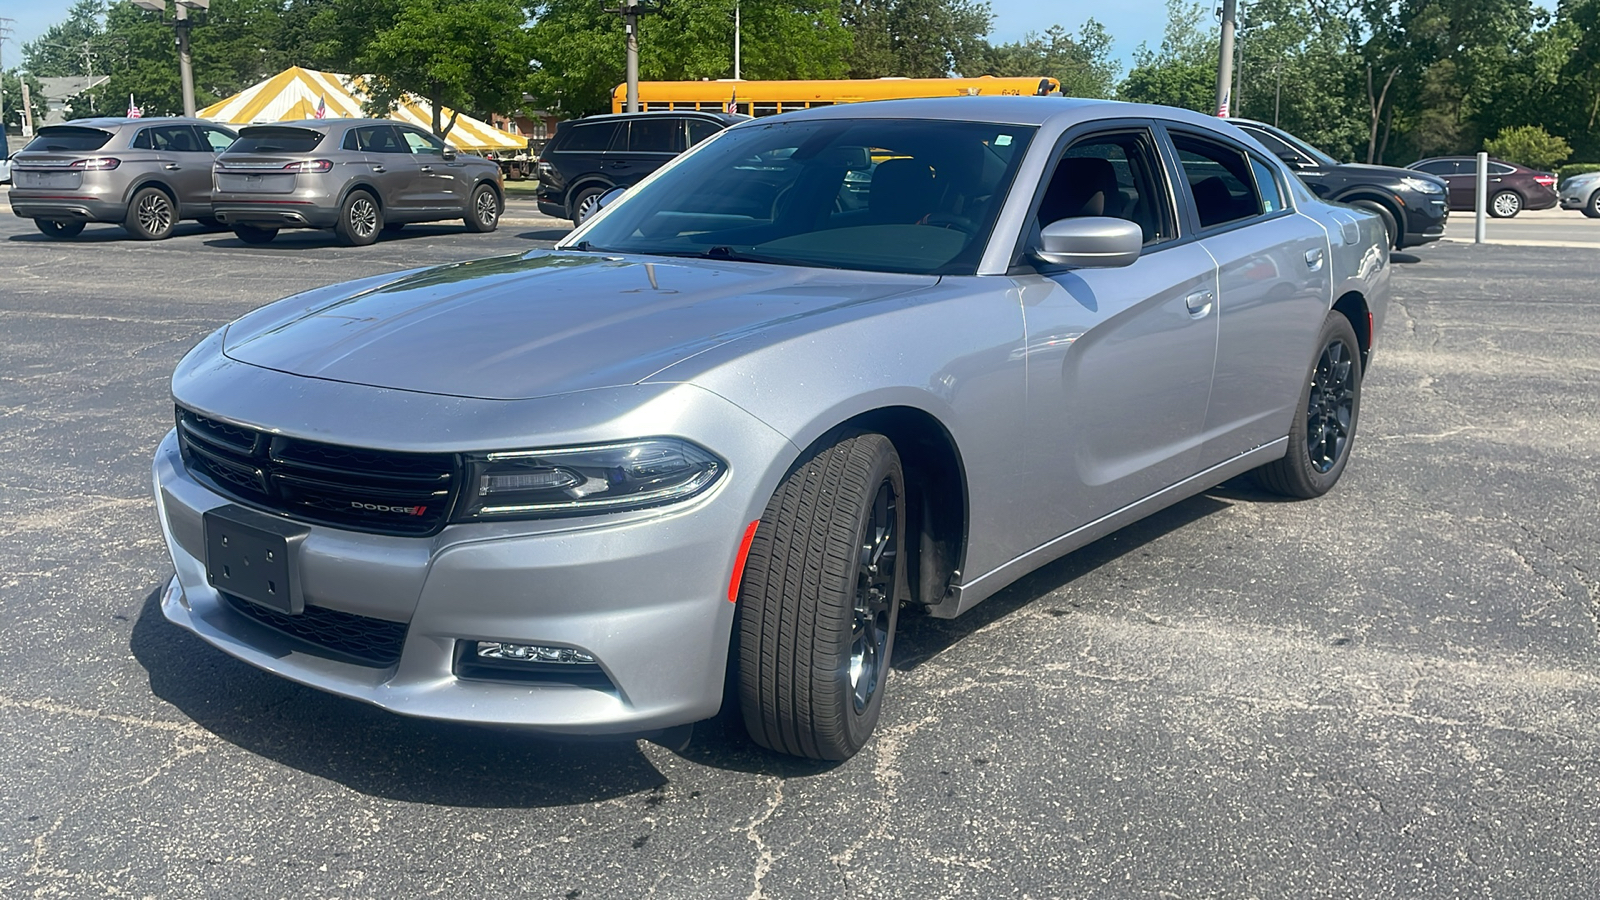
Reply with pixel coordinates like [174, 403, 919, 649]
[995, 134, 1013, 146]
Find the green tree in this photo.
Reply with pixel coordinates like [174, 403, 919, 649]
[962, 20, 1119, 98]
[1483, 124, 1572, 168]
[3, 70, 49, 131]
[526, 0, 852, 117]
[1116, 0, 1216, 111]
[358, 0, 533, 135]
[22, 0, 107, 78]
[842, 0, 992, 78]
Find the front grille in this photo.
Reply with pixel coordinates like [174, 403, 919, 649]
[223, 593, 407, 667]
[176, 406, 458, 536]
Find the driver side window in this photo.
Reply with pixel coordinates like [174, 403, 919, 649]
[1037, 130, 1172, 245]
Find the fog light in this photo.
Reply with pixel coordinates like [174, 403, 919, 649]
[476, 642, 596, 664]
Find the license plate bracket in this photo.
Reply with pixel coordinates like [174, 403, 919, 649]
[203, 504, 309, 615]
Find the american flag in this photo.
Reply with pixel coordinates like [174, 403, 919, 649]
[725, 87, 737, 115]
[313, 95, 327, 119]
[127, 94, 143, 118]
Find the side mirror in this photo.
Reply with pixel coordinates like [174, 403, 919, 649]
[597, 187, 627, 210]
[1033, 217, 1143, 268]
[441, 146, 458, 161]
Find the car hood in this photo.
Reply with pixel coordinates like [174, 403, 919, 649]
[222, 252, 937, 401]
[1340, 162, 1438, 184]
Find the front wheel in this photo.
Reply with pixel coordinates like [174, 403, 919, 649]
[35, 218, 85, 240]
[1255, 312, 1363, 498]
[464, 183, 501, 233]
[335, 190, 382, 246]
[1489, 190, 1522, 218]
[1349, 200, 1398, 249]
[1584, 190, 1600, 219]
[124, 186, 176, 240]
[737, 432, 906, 761]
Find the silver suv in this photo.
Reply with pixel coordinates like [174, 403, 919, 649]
[9, 117, 237, 240]
[211, 119, 504, 246]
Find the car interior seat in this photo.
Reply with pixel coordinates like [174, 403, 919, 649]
[1037, 156, 1130, 226]
[868, 158, 936, 224]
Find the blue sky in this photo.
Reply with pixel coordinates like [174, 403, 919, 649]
[6, 2, 1169, 76]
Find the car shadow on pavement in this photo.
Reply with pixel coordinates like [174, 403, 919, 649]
[5, 223, 221, 243]
[130, 586, 672, 807]
[1391, 251, 1422, 264]
[515, 229, 571, 242]
[888, 492, 1235, 673]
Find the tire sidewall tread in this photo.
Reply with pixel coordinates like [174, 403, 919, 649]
[1256, 312, 1363, 499]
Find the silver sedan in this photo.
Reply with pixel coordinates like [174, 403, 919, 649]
[152, 98, 1389, 760]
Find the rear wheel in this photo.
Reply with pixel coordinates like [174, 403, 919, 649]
[124, 186, 176, 240]
[34, 218, 85, 240]
[737, 431, 905, 761]
[232, 225, 278, 245]
[1584, 190, 1600, 219]
[464, 183, 501, 233]
[1489, 190, 1522, 218]
[1255, 312, 1362, 498]
[335, 190, 382, 246]
[570, 186, 605, 225]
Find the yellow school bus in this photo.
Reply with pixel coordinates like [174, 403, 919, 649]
[611, 76, 1061, 116]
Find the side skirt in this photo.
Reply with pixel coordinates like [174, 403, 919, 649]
[927, 438, 1289, 619]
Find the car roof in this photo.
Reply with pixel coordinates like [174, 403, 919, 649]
[237, 118, 419, 131]
[55, 116, 229, 129]
[571, 111, 750, 125]
[758, 96, 1238, 133]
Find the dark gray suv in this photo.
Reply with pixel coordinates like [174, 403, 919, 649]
[210, 119, 503, 246]
[10, 117, 237, 240]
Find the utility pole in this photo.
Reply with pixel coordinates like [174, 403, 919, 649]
[604, 0, 653, 113]
[1214, 0, 1238, 116]
[0, 18, 13, 131]
[733, 1, 741, 81]
[175, 3, 195, 116]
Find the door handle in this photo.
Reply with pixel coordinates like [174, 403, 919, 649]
[1305, 248, 1325, 271]
[371, 166, 386, 173]
[419, 165, 433, 172]
[1184, 289, 1214, 317]
[164, 164, 180, 170]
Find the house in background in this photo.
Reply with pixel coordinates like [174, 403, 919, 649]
[40, 75, 111, 125]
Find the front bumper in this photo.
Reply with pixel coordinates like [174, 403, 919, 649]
[1559, 183, 1597, 209]
[152, 376, 796, 735]
[1398, 196, 1448, 247]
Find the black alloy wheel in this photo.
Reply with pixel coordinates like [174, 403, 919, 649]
[1255, 312, 1363, 499]
[737, 431, 906, 760]
[35, 218, 85, 239]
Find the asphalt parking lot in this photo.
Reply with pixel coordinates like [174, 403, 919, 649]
[3, 197, 1599, 899]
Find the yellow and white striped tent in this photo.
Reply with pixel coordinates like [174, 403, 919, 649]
[199, 66, 526, 152]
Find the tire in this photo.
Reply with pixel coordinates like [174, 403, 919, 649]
[232, 225, 278, 245]
[1255, 312, 1363, 499]
[464, 183, 501, 233]
[737, 431, 906, 761]
[383, 222, 405, 234]
[35, 218, 85, 240]
[570, 186, 606, 225]
[1349, 200, 1398, 249]
[335, 190, 382, 246]
[124, 186, 177, 240]
[1489, 190, 1522, 218]
[1584, 190, 1600, 219]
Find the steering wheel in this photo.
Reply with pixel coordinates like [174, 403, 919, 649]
[920, 213, 975, 233]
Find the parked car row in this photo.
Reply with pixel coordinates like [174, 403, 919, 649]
[8, 117, 505, 245]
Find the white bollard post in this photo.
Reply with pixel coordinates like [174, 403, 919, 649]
[1474, 151, 1488, 244]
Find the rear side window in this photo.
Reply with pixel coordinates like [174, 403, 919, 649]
[24, 126, 113, 152]
[1250, 157, 1286, 212]
[344, 125, 407, 154]
[628, 118, 685, 153]
[1412, 160, 1454, 175]
[199, 126, 236, 153]
[1171, 133, 1264, 229]
[131, 125, 203, 152]
[557, 122, 620, 152]
[229, 128, 324, 153]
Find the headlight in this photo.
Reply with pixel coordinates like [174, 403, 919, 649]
[454, 438, 724, 521]
[1400, 176, 1444, 195]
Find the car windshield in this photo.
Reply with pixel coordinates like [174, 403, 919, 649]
[576, 118, 1037, 275]
[1265, 125, 1340, 168]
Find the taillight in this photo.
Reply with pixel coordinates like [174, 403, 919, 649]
[69, 157, 120, 171]
[1534, 175, 1556, 186]
[283, 159, 333, 173]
